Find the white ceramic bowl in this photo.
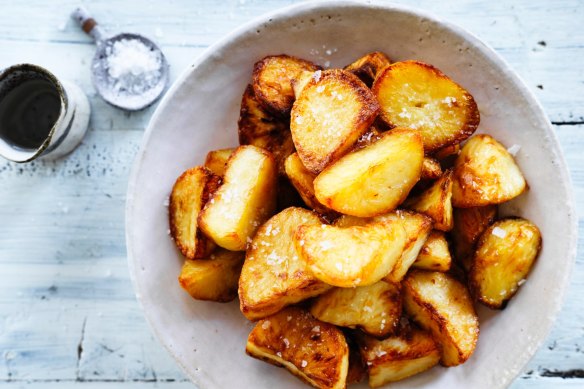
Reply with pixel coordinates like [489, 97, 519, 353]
[126, 1, 577, 388]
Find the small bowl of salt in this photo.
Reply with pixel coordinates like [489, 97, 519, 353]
[73, 7, 169, 111]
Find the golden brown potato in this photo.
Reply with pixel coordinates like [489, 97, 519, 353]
[372, 60, 480, 153]
[295, 220, 406, 287]
[178, 249, 244, 302]
[292, 70, 316, 99]
[204, 148, 235, 177]
[358, 326, 440, 387]
[344, 51, 391, 87]
[310, 281, 401, 337]
[238, 84, 294, 175]
[290, 69, 380, 173]
[413, 230, 452, 272]
[239, 207, 331, 320]
[169, 166, 221, 259]
[403, 270, 479, 366]
[451, 134, 527, 207]
[469, 218, 542, 309]
[314, 129, 424, 217]
[332, 210, 433, 283]
[252, 54, 321, 116]
[405, 170, 454, 231]
[421, 157, 443, 180]
[452, 205, 498, 271]
[246, 307, 349, 389]
[284, 153, 336, 217]
[379, 211, 433, 283]
[199, 145, 277, 251]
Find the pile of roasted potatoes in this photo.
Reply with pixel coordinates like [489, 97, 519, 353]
[168, 51, 542, 389]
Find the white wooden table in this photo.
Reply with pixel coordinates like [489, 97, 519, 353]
[0, 1, 582, 388]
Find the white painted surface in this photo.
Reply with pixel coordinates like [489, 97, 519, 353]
[0, 0, 582, 388]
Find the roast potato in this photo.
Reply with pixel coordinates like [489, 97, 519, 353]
[469, 218, 541, 309]
[344, 51, 391, 87]
[403, 270, 479, 366]
[413, 230, 452, 272]
[291, 69, 380, 173]
[314, 129, 424, 217]
[199, 145, 277, 251]
[451, 205, 498, 271]
[405, 169, 454, 231]
[451, 134, 527, 207]
[169, 166, 221, 259]
[246, 307, 349, 389]
[204, 148, 234, 177]
[178, 249, 244, 302]
[239, 207, 331, 320]
[373, 60, 479, 152]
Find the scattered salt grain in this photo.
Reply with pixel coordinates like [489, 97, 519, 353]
[301, 360, 308, 368]
[283, 338, 290, 348]
[316, 85, 325, 93]
[507, 144, 521, 156]
[324, 60, 331, 68]
[363, 306, 372, 312]
[492, 226, 507, 238]
[312, 326, 320, 332]
[442, 96, 457, 106]
[262, 321, 271, 329]
[335, 263, 343, 271]
[518, 279, 527, 286]
[287, 315, 292, 322]
[277, 351, 282, 357]
[312, 70, 322, 82]
[376, 350, 387, 357]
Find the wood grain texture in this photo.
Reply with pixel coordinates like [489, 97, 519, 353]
[0, 0, 582, 388]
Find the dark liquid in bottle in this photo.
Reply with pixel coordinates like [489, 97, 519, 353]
[0, 79, 61, 150]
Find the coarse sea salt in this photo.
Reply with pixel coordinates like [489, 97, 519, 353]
[507, 144, 521, 156]
[492, 226, 507, 238]
[105, 38, 162, 96]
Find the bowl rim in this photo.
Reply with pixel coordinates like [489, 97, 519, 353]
[125, 1, 578, 387]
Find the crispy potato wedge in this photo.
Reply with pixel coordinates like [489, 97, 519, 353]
[333, 210, 433, 283]
[253, 55, 321, 116]
[358, 326, 440, 387]
[452, 205, 497, 271]
[403, 270, 479, 366]
[239, 207, 331, 320]
[291, 69, 380, 173]
[246, 307, 349, 389]
[169, 166, 221, 259]
[178, 249, 244, 302]
[310, 281, 402, 337]
[413, 230, 452, 272]
[469, 218, 541, 309]
[452, 134, 527, 207]
[373, 60, 479, 152]
[379, 211, 433, 283]
[344, 51, 391, 87]
[238, 84, 294, 175]
[204, 148, 235, 177]
[292, 70, 316, 99]
[405, 170, 454, 231]
[199, 145, 277, 251]
[314, 129, 424, 217]
[295, 219, 406, 287]
[421, 157, 443, 180]
[284, 153, 336, 217]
